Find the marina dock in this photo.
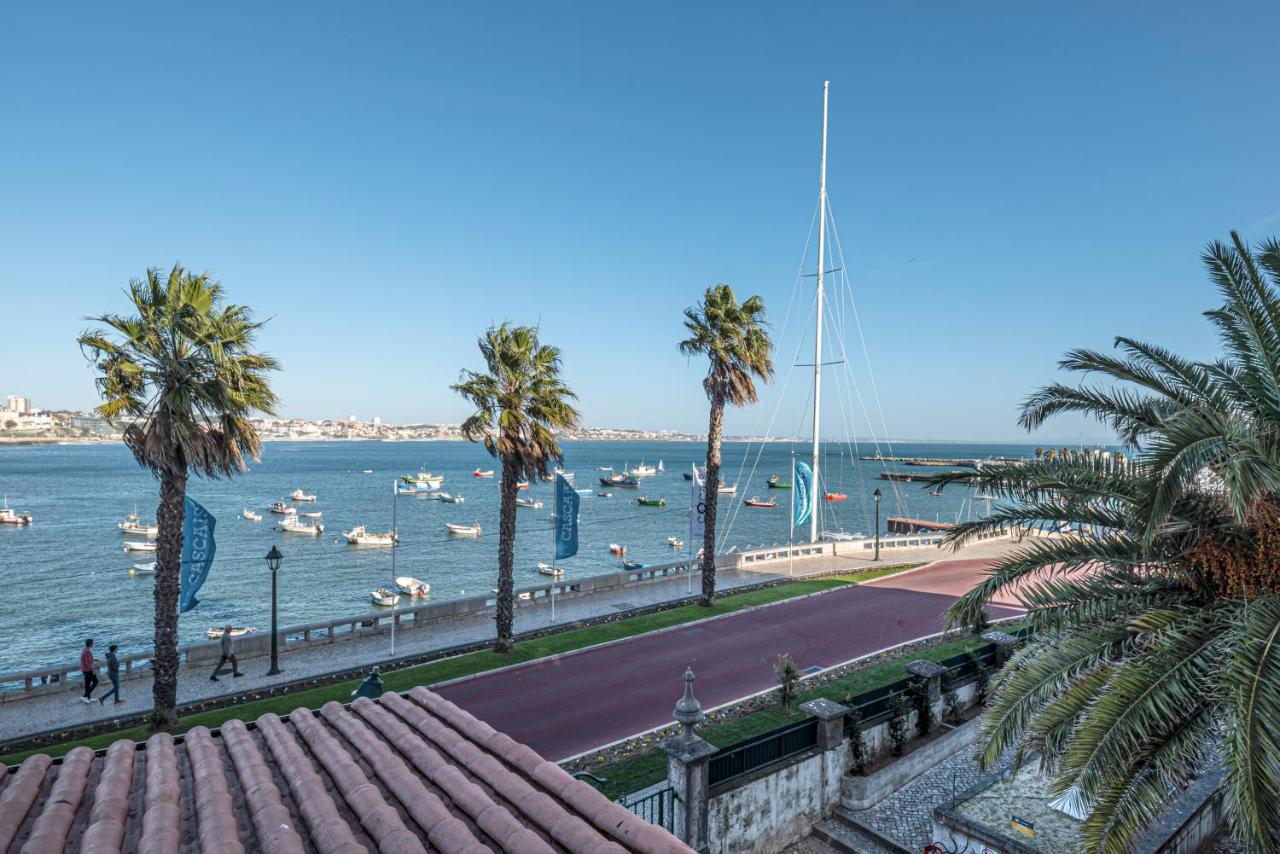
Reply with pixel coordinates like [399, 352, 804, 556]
[886, 516, 957, 534]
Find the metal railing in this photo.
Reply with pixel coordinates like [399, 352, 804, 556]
[618, 785, 676, 831]
[708, 717, 819, 788]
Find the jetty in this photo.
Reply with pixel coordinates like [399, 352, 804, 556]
[878, 470, 967, 482]
[861, 455, 1024, 467]
[887, 516, 957, 534]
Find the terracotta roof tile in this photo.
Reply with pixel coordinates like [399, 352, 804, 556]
[3, 688, 693, 853]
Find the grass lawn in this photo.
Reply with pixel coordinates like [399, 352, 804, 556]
[0, 563, 917, 766]
[590, 630, 998, 800]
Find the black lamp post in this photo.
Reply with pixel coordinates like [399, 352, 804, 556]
[265, 545, 283, 676]
[872, 488, 882, 561]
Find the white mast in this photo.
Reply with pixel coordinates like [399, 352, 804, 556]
[810, 81, 830, 544]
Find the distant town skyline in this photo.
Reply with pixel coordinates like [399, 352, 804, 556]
[4, 4, 1275, 441]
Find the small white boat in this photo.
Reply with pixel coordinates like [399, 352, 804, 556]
[395, 576, 430, 597]
[598, 466, 613, 472]
[206, 626, 256, 640]
[130, 562, 156, 576]
[343, 525, 397, 547]
[629, 462, 657, 477]
[492, 588, 533, 601]
[433, 491, 455, 502]
[291, 489, 317, 502]
[536, 562, 564, 577]
[279, 516, 324, 536]
[269, 500, 296, 516]
[118, 508, 158, 537]
[445, 522, 482, 536]
[608, 542, 626, 555]
[516, 497, 543, 509]
[597, 491, 613, 498]
[123, 540, 157, 552]
[371, 588, 401, 607]
[717, 483, 738, 495]
[667, 537, 684, 548]
[442, 493, 465, 504]
[0, 504, 33, 525]
[362, 469, 374, 474]
[242, 508, 262, 522]
[473, 468, 494, 478]
[299, 510, 323, 518]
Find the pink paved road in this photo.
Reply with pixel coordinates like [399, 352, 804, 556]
[435, 558, 1022, 760]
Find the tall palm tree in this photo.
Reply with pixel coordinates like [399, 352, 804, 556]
[452, 324, 579, 653]
[78, 266, 277, 729]
[930, 233, 1280, 853]
[680, 284, 773, 607]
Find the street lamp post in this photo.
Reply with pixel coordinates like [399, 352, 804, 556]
[265, 545, 283, 675]
[873, 488, 882, 561]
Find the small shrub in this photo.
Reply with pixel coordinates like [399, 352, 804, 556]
[887, 693, 910, 756]
[968, 650, 992, 705]
[774, 653, 800, 712]
[908, 675, 936, 734]
[842, 702, 868, 775]
[941, 672, 961, 724]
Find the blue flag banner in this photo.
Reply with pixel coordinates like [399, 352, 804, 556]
[793, 461, 813, 528]
[554, 474, 579, 560]
[180, 496, 217, 613]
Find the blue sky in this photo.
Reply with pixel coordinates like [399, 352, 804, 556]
[2, 2, 1277, 442]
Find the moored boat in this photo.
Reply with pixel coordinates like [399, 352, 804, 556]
[608, 543, 626, 555]
[717, 483, 738, 495]
[637, 496, 666, 507]
[597, 491, 613, 498]
[290, 488, 317, 502]
[123, 540, 156, 552]
[343, 525, 397, 547]
[0, 503, 32, 526]
[622, 559, 643, 570]
[536, 562, 564, 577]
[443, 493, 465, 504]
[130, 562, 156, 576]
[279, 516, 324, 535]
[445, 522, 482, 536]
[744, 496, 776, 508]
[269, 500, 297, 516]
[628, 462, 657, 477]
[371, 588, 401, 607]
[242, 508, 262, 522]
[824, 492, 848, 502]
[402, 470, 444, 487]
[766, 475, 792, 489]
[667, 536, 684, 548]
[516, 497, 543, 509]
[473, 468, 494, 478]
[118, 508, 157, 536]
[395, 576, 430, 597]
[516, 481, 530, 490]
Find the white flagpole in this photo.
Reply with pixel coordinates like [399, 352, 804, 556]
[687, 463, 695, 595]
[789, 452, 795, 577]
[390, 479, 397, 656]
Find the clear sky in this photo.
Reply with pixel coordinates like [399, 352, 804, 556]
[2, 2, 1277, 442]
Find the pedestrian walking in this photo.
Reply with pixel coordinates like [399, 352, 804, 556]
[210, 626, 243, 681]
[98, 644, 123, 705]
[79, 639, 98, 703]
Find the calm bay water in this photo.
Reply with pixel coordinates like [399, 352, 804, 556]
[0, 439, 1042, 673]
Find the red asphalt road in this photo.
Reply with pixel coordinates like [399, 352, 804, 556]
[435, 558, 1022, 760]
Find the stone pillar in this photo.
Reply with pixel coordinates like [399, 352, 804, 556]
[905, 660, 948, 734]
[800, 698, 851, 815]
[981, 630, 1021, 667]
[660, 668, 717, 851]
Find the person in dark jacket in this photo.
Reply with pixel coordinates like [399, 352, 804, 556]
[98, 644, 123, 705]
[79, 639, 98, 704]
[210, 626, 244, 680]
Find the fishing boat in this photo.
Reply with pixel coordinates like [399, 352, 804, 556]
[279, 516, 324, 536]
[395, 576, 430, 597]
[343, 525, 397, 547]
[269, 500, 297, 516]
[242, 508, 262, 522]
[597, 491, 613, 498]
[622, 559, 644, 570]
[717, 483, 738, 495]
[615, 475, 642, 489]
[0, 501, 32, 526]
[766, 475, 792, 489]
[628, 462, 657, 477]
[206, 626, 256, 640]
[516, 497, 543, 510]
[536, 562, 564, 578]
[744, 497, 777, 508]
[824, 492, 848, 502]
[445, 522, 482, 536]
[371, 588, 401, 607]
[667, 537, 684, 548]
[129, 562, 156, 576]
[123, 540, 156, 552]
[118, 508, 157, 537]
[637, 496, 666, 507]
[401, 470, 444, 487]
[473, 468, 494, 478]
[290, 489, 317, 502]
[516, 481, 530, 490]
[608, 543, 626, 555]
[600, 473, 626, 486]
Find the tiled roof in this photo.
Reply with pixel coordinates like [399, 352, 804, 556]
[0, 686, 691, 853]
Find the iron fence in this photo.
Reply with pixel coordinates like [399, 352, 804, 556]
[618, 785, 675, 831]
[707, 717, 819, 787]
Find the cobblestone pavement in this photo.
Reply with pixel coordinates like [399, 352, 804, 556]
[781, 835, 845, 854]
[848, 736, 1013, 851]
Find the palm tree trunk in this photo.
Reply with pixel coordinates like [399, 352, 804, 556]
[151, 468, 186, 730]
[700, 391, 725, 607]
[494, 455, 519, 653]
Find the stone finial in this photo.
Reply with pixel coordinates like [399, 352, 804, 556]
[981, 630, 1019, 648]
[673, 667, 704, 740]
[904, 660, 949, 681]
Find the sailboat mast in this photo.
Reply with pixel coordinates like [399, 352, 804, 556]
[810, 80, 830, 544]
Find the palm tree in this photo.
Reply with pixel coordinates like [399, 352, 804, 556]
[679, 284, 773, 606]
[78, 266, 277, 729]
[452, 324, 579, 653]
[929, 233, 1280, 853]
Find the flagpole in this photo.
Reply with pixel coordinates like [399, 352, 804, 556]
[551, 480, 557, 624]
[687, 463, 695, 596]
[789, 451, 795, 577]
[390, 479, 397, 656]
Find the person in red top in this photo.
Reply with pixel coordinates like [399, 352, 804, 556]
[79, 638, 98, 704]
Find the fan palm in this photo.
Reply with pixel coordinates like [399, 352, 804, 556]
[931, 233, 1280, 853]
[679, 284, 773, 606]
[78, 266, 278, 729]
[452, 324, 579, 653]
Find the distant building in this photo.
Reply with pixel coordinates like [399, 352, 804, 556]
[5, 395, 31, 415]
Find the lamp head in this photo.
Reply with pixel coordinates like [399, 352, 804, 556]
[265, 545, 283, 572]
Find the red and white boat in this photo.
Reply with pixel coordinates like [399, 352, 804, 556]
[516, 481, 530, 490]
[473, 468, 494, 478]
[824, 492, 848, 502]
[743, 497, 777, 508]
[0, 498, 32, 525]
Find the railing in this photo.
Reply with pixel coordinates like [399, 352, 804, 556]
[618, 785, 675, 831]
[707, 717, 819, 788]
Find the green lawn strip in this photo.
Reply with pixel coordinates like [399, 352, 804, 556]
[588, 632, 990, 800]
[0, 564, 914, 766]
